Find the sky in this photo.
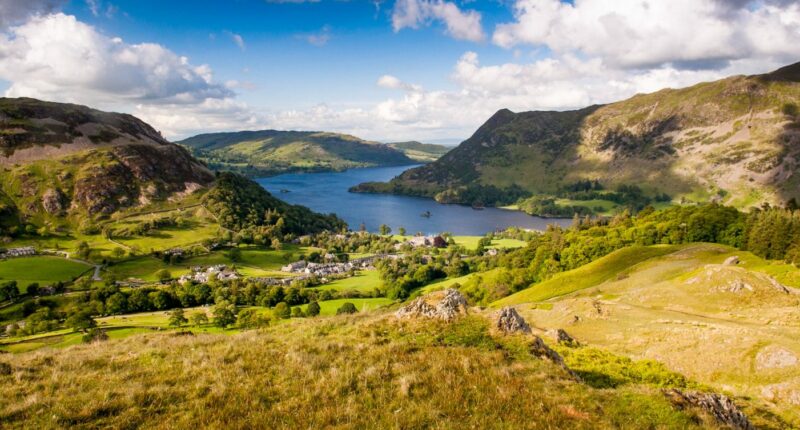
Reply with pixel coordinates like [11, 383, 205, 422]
[1, 0, 799, 143]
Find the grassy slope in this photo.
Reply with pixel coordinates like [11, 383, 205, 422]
[491, 243, 800, 425]
[494, 245, 684, 306]
[0, 311, 747, 429]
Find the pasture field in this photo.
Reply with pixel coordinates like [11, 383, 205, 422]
[0, 256, 92, 293]
[300, 298, 395, 316]
[316, 270, 382, 292]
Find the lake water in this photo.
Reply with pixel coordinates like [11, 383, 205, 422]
[256, 165, 572, 235]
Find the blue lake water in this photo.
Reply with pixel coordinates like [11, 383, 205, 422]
[256, 165, 572, 235]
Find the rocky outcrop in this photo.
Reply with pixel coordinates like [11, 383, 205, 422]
[41, 188, 67, 215]
[494, 307, 531, 334]
[663, 389, 753, 430]
[546, 328, 578, 346]
[395, 289, 469, 321]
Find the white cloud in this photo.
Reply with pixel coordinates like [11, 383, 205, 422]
[392, 0, 484, 42]
[226, 31, 246, 51]
[0, 0, 65, 28]
[0, 13, 245, 139]
[492, 0, 800, 69]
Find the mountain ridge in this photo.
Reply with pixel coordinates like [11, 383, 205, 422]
[354, 62, 800, 214]
[177, 129, 437, 177]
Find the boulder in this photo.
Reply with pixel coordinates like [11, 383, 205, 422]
[395, 289, 468, 321]
[723, 255, 740, 266]
[546, 328, 578, 345]
[663, 389, 753, 430]
[495, 307, 531, 334]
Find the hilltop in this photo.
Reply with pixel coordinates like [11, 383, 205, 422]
[176, 130, 432, 177]
[386, 140, 451, 162]
[0, 97, 343, 237]
[354, 62, 800, 215]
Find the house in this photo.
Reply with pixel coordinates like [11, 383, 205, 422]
[394, 235, 447, 250]
[0, 247, 35, 259]
[281, 261, 307, 272]
[179, 265, 240, 284]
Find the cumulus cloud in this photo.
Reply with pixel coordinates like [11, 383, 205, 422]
[0, 0, 65, 28]
[492, 0, 800, 70]
[392, 0, 484, 42]
[0, 13, 247, 138]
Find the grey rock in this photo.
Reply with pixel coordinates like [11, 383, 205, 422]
[546, 328, 578, 345]
[395, 289, 468, 321]
[663, 389, 753, 430]
[495, 307, 531, 334]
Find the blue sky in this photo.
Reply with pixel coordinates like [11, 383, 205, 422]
[58, 0, 522, 109]
[1, 0, 798, 142]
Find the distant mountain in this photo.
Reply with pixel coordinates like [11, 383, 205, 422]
[176, 130, 418, 177]
[387, 141, 451, 162]
[354, 62, 800, 214]
[0, 98, 342, 234]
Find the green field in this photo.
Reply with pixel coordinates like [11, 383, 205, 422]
[316, 270, 382, 292]
[493, 245, 684, 306]
[392, 235, 527, 251]
[300, 298, 395, 316]
[419, 273, 477, 294]
[108, 246, 306, 281]
[0, 256, 92, 292]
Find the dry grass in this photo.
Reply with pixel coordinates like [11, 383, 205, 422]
[0, 312, 728, 429]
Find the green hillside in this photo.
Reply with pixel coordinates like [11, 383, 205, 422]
[387, 141, 451, 162]
[355, 62, 800, 215]
[0, 98, 345, 245]
[177, 130, 418, 176]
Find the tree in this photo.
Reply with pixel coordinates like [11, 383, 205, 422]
[76, 241, 91, 260]
[227, 247, 242, 262]
[190, 311, 209, 326]
[273, 302, 291, 319]
[105, 293, 128, 315]
[238, 308, 270, 328]
[291, 307, 304, 318]
[213, 300, 237, 328]
[155, 269, 172, 283]
[168, 308, 188, 328]
[379, 224, 391, 235]
[0, 281, 19, 302]
[271, 238, 282, 250]
[111, 247, 126, 259]
[306, 301, 321, 317]
[336, 302, 358, 315]
[398, 226, 406, 236]
[66, 310, 97, 332]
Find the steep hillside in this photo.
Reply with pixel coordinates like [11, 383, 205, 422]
[355, 62, 800, 213]
[387, 140, 451, 162]
[492, 243, 800, 424]
[177, 129, 417, 176]
[0, 98, 343, 237]
[0, 98, 214, 229]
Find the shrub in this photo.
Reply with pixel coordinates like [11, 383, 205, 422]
[306, 301, 321, 317]
[273, 302, 291, 319]
[336, 302, 357, 315]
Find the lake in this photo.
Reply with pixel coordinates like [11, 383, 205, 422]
[256, 165, 572, 235]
